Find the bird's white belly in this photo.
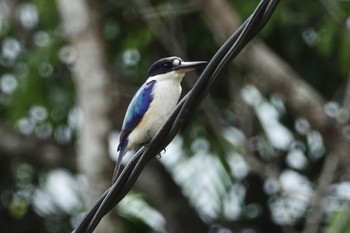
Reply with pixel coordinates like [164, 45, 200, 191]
[127, 80, 181, 148]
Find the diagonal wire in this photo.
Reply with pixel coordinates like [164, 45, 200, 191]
[72, 0, 280, 232]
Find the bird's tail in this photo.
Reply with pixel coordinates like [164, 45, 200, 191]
[112, 139, 128, 184]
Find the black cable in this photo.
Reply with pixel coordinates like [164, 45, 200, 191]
[72, 1, 281, 232]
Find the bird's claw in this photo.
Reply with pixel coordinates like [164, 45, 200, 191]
[156, 148, 166, 159]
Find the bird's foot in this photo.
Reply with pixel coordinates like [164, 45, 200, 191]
[156, 148, 166, 159]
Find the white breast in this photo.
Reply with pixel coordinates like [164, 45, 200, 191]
[126, 75, 183, 149]
[147, 79, 182, 133]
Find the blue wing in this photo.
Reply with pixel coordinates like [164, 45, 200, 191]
[118, 79, 156, 150]
[113, 80, 156, 183]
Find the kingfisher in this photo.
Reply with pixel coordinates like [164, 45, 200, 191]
[113, 56, 207, 183]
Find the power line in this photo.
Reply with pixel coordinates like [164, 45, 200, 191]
[72, 0, 281, 232]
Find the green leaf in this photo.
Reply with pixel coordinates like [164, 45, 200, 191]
[317, 20, 338, 57]
[339, 33, 350, 73]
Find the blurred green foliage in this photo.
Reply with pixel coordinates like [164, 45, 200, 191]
[1, 0, 350, 232]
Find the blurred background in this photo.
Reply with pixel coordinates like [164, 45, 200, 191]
[1, 0, 350, 233]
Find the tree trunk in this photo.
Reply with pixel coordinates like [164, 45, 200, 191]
[56, 0, 122, 232]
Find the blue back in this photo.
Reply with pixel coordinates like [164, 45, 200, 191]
[118, 80, 156, 150]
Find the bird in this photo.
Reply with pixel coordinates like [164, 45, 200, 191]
[113, 56, 207, 183]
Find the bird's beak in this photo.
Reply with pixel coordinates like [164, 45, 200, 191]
[173, 61, 207, 73]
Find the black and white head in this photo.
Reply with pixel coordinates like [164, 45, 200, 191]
[147, 56, 207, 81]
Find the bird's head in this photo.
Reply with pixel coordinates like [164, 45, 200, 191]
[147, 56, 207, 81]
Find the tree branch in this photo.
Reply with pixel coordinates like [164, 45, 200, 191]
[202, 1, 350, 231]
[302, 153, 339, 233]
[201, 0, 350, 168]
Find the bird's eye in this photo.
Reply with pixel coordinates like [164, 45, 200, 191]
[172, 59, 181, 66]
